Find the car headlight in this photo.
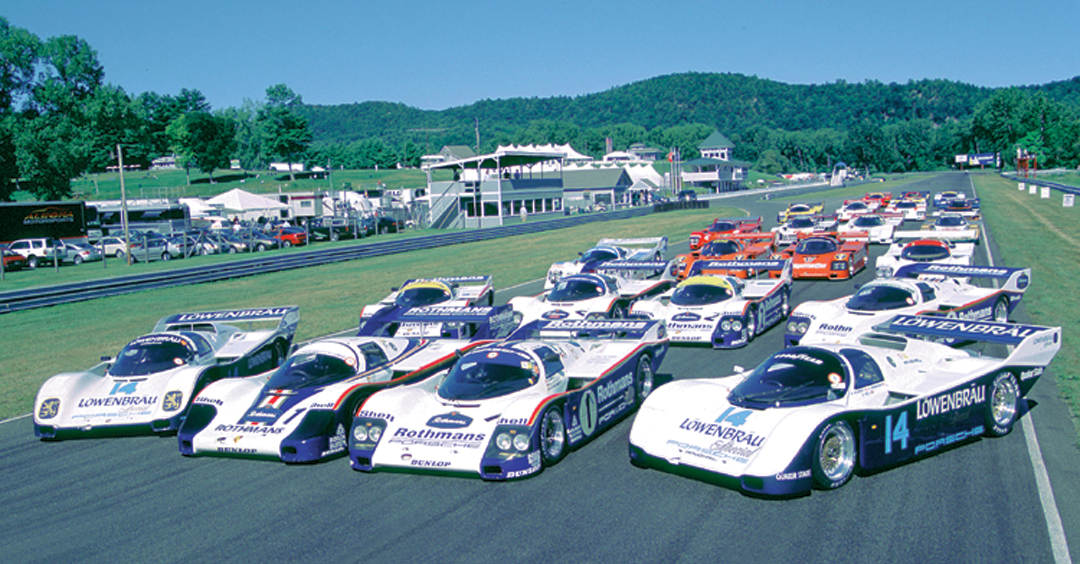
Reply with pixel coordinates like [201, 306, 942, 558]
[354, 426, 369, 441]
[721, 320, 732, 331]
[831, 261, 848, 271]
[586, 312, 606, 320]
[876, 266, 893, 278]
[513, 433, 530, 452]
[496, 432, 513, 451]
[731, 319, 743, 331]
[787, 320, 809, 334]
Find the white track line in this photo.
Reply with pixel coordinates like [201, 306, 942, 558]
[971, 174, 1071, 564]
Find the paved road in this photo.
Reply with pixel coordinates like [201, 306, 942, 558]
[3, 172, 1077, 563]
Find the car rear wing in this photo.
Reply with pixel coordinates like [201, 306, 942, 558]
[398, 274, 493, 288]
[893, 264, 1031, 291]
[510, 318, 667, 343]
[872, 314, 1061, 367]
[596, 236, 668, 255]
[686, 258, 791, 281]
[357, 304, 518, 340]
[155, 306, 300, 337]
[596, 259, 669, 282]
[892, 229, 979, 242]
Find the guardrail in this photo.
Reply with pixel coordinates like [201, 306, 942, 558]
[999, 173, 1080, 196]
[0, 205, 657, 314]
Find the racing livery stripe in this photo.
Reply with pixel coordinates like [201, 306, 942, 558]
[349, 341, 493, 415]
[523, 343, 650, 426]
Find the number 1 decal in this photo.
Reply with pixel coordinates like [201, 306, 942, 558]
[885, 412, 910, 455]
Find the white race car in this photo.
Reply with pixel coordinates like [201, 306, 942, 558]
[771, 215, 839, 246]
[349, 318, 669, 480]
[784, 264, 1031, 347]
[884, 198, 926, 221]
[922, 213, 981, 243]
[545, 237, 668, 288]
[875, 231, 976, 279]
[631, 259, 792, 349]
[512, 261, 671, 325]
[835, 200, 877, 222]
[629, 314, 1062, 496]
[34, 307, 299, 439]
[837, 213, 904, 244]
[178, 306, 518, 462]
[359, 275, 495, 337]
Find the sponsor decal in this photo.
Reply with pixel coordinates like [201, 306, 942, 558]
[773, 352, 824, 365]
[173, 308, 293, 322]
[402, 306, 493, 318]
[677, 418, 766, 447]
[214, 424, 284, 435]
[888, 315, 1040, 340]
[216, 447, 258, 454]
[410, 460, 452, 467]
[672, 312, 702, 322]
[358, 410, 395, 422]
[921, 265, 1008, 277]
[497, 417, 527, 426]
[258, 395, 287, 410]
[541, 310, 571, 320]
[246, 348, 274, 370]
[427, 412, 473, 429]
[1020, 367, 1043, 381]
[129, 334, 197, 351]
[776, 469, 812, 481]
[162, 391, 183, 412]
[545, 319, 649, 331]
[948, 306, 992, 321]
[23, 206, 76, 225]
[916, 385, 985, 421]
[669, 323, 712, 331]
[38, 398, 60, 420]
[914, 425, 984, 455]
[597, 373, 634, 404]
[1017, 273, 1030, 289]
[77, 395, 158, 408]
[817, 323, 852, 336]
[389, 427, 486, 448]
[321, 424, 346, 456]
[194, 396, 224, 406]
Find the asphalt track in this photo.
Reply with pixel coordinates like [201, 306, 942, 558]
[3, 172, 1078, 563]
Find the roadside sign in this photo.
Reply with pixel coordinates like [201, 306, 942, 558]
[1065, 194, 1075, 208]
[1041, 187, 1050, 199]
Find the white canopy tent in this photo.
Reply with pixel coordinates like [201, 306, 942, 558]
[205, 188, 289, 222]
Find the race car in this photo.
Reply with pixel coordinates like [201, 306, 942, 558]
[667, 233, 776, 280]
[900, 190, 930, 202]
[784, 263, 1031, 347]
[938, 198, 981, 216]
[875, 231, 976, 278]
[177, 306, 518, 462]
[33, 307, 299, 439]
[775, 231, 869, 280]
[836, 200, 877, 222]
[776, 202, 824, 224]
[349, 317, 669, 480]
[933, 190, 970, 208]
[628, 314, 1062, 496]
[861, 191, 893, 208]
[359, 275, 495, 337]
[511, 261, 672, 324]
[837, 212, 904, 244]
[631, 259, 792, 348]
[546, 237, 668, 289]
[884, 198, 927, 221]
[689, 217, 762, 250]
[922, 213, 981, 243]
[771, 215, 839, 246]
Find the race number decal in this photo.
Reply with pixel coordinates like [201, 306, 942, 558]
[579, 390, 598, 437]
[885, 412, 910, 455]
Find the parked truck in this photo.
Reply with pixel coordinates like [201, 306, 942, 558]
[0, 202, 90, 246]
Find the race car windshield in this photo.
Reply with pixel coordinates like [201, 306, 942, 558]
[109, 338, 197, 376]
[671, 283, 734, 306]
[852, 216, 884, 227]
[728, 348, 848, 408]
[581, 249, 619, 263]
[900, 244, 950, 262]
[396, 286, 452, 307]
[846, 202, 867, 210]
[438, 353, 537, 401]
[788, 217, 815, 228]
[789, 206, 809, 213]
[548, 278, 605, 302]
[936, 216, 966, 227]
[896, 201, 916, 209]
[795, 238, 837, 255]
[702, 241, 740, 256]
[708, 221, 737, 232]
[265, 353, 356, 390]
[845, 284, 916, 311]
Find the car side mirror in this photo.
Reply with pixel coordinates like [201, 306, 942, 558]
[733, 365, 746, 373]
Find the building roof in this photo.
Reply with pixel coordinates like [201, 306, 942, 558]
[682, 157, 752, 168]
[561, 168, 631, 190]
[698, 130, 734, 149]
[442, 145, 476, 159]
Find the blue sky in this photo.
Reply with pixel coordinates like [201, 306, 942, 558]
[5, 1, 1079, 111]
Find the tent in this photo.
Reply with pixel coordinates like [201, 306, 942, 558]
[206, 188, 289, 221]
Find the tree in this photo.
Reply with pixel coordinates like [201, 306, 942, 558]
[258, 85, 311, 181]
[167, 111, 237, 183]
[0, 18, 39, 200]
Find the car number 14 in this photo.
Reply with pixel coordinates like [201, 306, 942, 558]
[885, 412, 910, 454]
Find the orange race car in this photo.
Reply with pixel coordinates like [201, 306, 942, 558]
[862, 191, 893, 208]
[688, 216, 762, 250]
[669, 232, 776, 280]
[774, 231, 868, 280]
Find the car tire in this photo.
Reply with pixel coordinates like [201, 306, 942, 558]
[745, 305, 759, 342]
[256, 243, 266, 252]
[985, 372, 1020, 437]
[330, 231, 339, 242]
[28, 256, 38, 269]
[73, 255, 83, 265]
[811, 420, 856, 490]
[992, 297, 1009, 323]
[161, 253, 171, 262]
[200, 248, 210, 256]
[539, 404, 567, 466]
[609, 302, 627, 319]
[228, 247, 237, 254]
[116, 250, 125, 260]
[634, 354, 654, 405]
[283, 240, 292, 248]
[780, 288, 791, 318]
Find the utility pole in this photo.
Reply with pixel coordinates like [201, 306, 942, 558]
[117, 144, 131, 266]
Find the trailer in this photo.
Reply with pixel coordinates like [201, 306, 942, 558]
[0, 202, 90, 245]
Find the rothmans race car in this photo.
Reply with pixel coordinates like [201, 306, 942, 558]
[349, 318, 669, 480]
[922, 212, 981, 243]
[835, 200, 876, 222]
[512, 261, 672, 324]
[837, 213, 904, 244]
[771, 215, 839, 246]
[784, 263, 1031, 347]
[177, 306, 518, 462]
[545, 237, 668, 289]
[689, 217, 762, 250]
[34, 307, 299, 439]
[774, 231, 868, 281]
[359, 275, 495, 337]
[884, 198, 927, 221]
[631, 259, 792, 348]
[875, 230, 977, 279]
[628, 314, 1062, 496]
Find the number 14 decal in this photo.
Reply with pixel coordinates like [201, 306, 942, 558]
[885, 412, 910, 454]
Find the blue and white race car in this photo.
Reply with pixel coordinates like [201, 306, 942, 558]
[874, 230, 977, 279]
[359, 275, 495, 337]
[630, 259, 792, 348]
[177, 306, 517, 462]
[350, 318, 669, 479]
[784, 264, 1030, 347]
[512, 261, 672, 325]
[629, 314, 1061, 496]
[545, 237, 668, 289]
[34, 307, 299, 439]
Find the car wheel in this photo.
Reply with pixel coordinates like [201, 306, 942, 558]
[283, 240, 292, 248]
[780, 288, 791, 318]
[992, 297, 1009, 323]
[986, 372, 1020, 437]
[609, 302, 627, 319]
[272, 340, 287, 367]
[330, 231, 339, 242]
[256, 243, 266, 252]
[73, 255, 83, 265]
[200, 248, 210, 256]
[745, 305, 759, 342]
[812, 420, 856, 490]
[28, 256, 38, 269]
[116, 250, 125, 260]
[848, 261, 856, 278]
[228, 246, 237, 254]
[539, 404, 567, 465]
[634, 354, 654, 404]
[161, 252, 171, 261]
[486, 292, 494, 306]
